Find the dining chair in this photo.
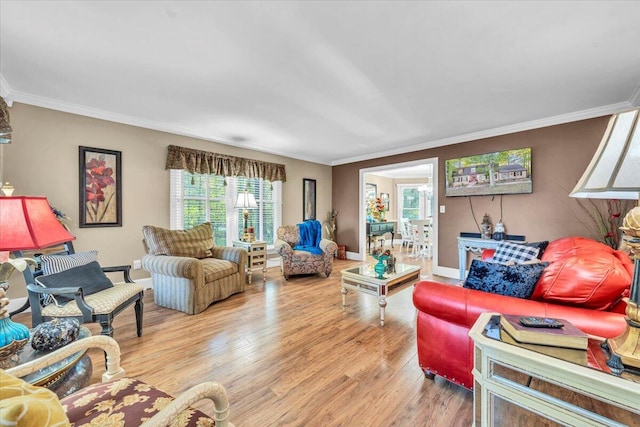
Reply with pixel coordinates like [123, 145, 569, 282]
[410, 219, 433, 259]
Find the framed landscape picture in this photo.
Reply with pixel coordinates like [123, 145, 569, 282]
[79, 146, 122, 227]
[445, 147, 532, 197]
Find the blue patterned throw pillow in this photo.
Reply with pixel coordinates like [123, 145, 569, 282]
[463, 259, 548, 299]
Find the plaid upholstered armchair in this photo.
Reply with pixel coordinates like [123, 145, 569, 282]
[141, 223, 247, 315]
[274, 223, 338, 280]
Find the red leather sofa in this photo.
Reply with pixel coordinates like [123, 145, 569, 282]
[412, 237, 634, 390]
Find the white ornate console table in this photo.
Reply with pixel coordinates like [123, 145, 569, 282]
[457, 237, 502, 280]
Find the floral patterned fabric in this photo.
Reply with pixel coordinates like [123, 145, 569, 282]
[275, 225, 337, 279]
[61, 378, 214, 427]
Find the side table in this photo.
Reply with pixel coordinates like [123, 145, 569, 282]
[232, 240, 267, 284]
[14, 326, 93, 398]
[469, 312, 640, 426]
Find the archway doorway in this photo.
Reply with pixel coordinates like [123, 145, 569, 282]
[359, 157, 439, 270]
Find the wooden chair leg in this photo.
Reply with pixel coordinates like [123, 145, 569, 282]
[135, 297, 143, 337]
[99, 318, 114, 337]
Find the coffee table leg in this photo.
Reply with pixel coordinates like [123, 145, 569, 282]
[379, 296, 387, 326]
[341, 286, 348, 309]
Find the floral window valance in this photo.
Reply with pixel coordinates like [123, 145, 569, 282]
[165, 145, 287, 182]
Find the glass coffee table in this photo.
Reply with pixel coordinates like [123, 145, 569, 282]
[341, 263, 420, 326]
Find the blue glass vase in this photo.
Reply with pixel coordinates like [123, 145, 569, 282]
[373, 256, 388, 279]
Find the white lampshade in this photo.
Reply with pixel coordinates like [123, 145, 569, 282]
[570, 109, 640, 199]
[233, 191, 258, 209]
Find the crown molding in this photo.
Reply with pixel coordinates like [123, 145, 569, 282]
[331, 101, 632, 166]
[3, 79, 636, 167]
[0, 75, 13, 106]
[5, 88, 331, 165]
[630, 82, 640, 107]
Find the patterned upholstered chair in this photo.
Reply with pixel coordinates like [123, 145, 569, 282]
[23, 241, 144, 337]
[141, 223, 247, 315]
[2, 335, 233, 426]
[274, 224, 338, 280]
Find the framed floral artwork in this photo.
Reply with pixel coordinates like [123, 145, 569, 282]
[79, 146, 122, 227]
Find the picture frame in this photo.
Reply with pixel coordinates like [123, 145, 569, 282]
[365, 183, 377, 200]
[303, 178, 316, 221]
[445, 147, 532, 197]
[380, 192, 390, 210]
[79, 146, 122, 227]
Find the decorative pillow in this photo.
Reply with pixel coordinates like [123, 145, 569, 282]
[491, 241, 539, 264]
[463, 259, 549, 299]
[524, 241, 549, 259]
[0, 370, 70, 426]
[40, 250, 98, 275]
[35, 261, 113, 305]
[142, 223, 213, 258]
[31, 318, 80, 351]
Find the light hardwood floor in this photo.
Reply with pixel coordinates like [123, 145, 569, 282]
[14, 244, 473, 426]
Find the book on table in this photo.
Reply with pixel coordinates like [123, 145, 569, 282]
[500, 314, 588, 350]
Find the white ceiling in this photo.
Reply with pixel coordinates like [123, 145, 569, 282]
[1, 1, 639, 166]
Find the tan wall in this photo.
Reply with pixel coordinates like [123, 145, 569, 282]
[2, 103, 332, 299]
[332, 116, 611, 268]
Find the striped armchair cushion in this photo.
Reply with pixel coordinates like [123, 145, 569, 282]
[143, 223, 214, 258]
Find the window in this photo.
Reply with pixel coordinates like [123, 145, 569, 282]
[170, 170, 282, 247]
[397, 184, 432, 220]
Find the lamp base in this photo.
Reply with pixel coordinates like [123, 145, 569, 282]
[603, 299, 640, 375]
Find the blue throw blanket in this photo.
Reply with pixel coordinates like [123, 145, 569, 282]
[294, 220, 323, 255]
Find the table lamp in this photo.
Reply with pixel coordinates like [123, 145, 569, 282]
[0, 196, 76, 366]
[570, 108, 640, 374]
[233, 189, 257, 242]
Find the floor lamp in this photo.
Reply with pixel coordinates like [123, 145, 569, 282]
[570, 108, 640, 374]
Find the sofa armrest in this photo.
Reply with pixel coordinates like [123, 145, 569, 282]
[274, 239, 293, 257]
[211, 246, 247, 266]
[143, 382, 233, 427]
[141, 254, 203, 280]
[320, 239, 338, 255]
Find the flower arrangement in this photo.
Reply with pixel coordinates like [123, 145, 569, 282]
[371, 248, 391, 260]
[366, 197, 386, 222]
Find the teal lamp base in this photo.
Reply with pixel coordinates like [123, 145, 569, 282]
[0, 287, 30, 368]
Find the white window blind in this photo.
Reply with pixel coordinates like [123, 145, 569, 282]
[170, 170, 282, 246]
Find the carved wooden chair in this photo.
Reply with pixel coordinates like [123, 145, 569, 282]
[17, 241, 144, 337]
[3, 335, 233, 426]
